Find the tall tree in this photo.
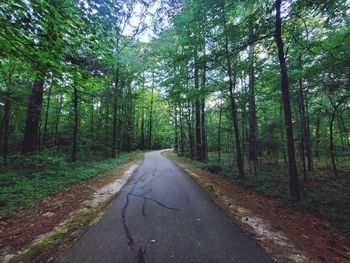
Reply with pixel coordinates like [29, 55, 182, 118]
[274, 0, 300, 199]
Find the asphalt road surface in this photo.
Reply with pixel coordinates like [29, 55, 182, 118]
[60, 150, 272, 263]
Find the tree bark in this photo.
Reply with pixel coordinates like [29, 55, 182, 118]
[304, 91, 313, 171]
[275, 0, 300, 199]
[2, 98, 11, 164]
[148, 72, 154, 150]
[297, 85, 307, 181]
[179, 104, 184, 156]
[22, 66, 47, 154]
[71, 86, 79, 162]
[54, 95, 63, 146]
[174, 106, 178, 152]
[105, 84, 110, 141]
[42, 79, 52, 146]
[222, 12, 245, 178]
[194, 48, 202, 161]
[90, 98, 94, 139]
[218, 2, 245, 177]
[141, 106, 145, 149]
[200, 55, 208, 162]
[330, 110, 337, 177]
[218, 105, 222, 163]
[188, 101, 194, 159]
[112, 66, 119, 157]
[247, 22, 258, 172]
[315, 115, 321, 160]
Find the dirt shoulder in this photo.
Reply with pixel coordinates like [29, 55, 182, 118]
[164, 151, 350, 263]
[0, 153, 143, 263]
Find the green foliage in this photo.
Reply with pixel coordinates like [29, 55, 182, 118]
[0, 151, 140, 217]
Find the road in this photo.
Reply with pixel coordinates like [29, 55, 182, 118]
[60, 150, 272, 263]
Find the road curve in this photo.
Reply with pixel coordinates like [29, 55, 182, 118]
[60, 150, 272, 263]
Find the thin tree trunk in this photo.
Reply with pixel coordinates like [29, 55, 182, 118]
[174, 106, 178, 152]
[223, 28, 245, 178]
[179, 104, 184, 156]
[194, 48, 202, 161]
[22, 66, 47, 154]
[2, 98, 11, 164]
[54, 95, 63, 146]
[201, 56, 207, 162]
[330, 110, 337, 177]
[315, 115, 321, 160]
[90, 98, 94, 138]
[218, 105, 222, 163]
[42, 79, 52, 146]
[280, 101, 287, 163]
[219, 4, 245, 177]
[188, 101, 194, 159]
[201, 99, 207, 162]
[72, 86, 78, 162]
[141, 107, 145, 149]
[247, 26, 258, 172]
[298, 86, 307, 181]
[112, 66, 119, 157]
[304, 91, 313, 171]
[275, 0, 300, 199]
[105, 85, 110, 141]
[148, 72, 154, 150]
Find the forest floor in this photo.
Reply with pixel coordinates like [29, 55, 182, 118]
[164, 151, 350, 263]
[0, 153, 143, 263]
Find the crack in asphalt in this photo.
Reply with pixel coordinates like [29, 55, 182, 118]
[121, 170, 149, 249]
[130, 193, 179, 212]
[121, 167, 179, 252]
[137, 247, 146, 263]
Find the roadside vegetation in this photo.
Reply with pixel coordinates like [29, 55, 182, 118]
[174, 153, 350, 239]
[0, 151, 140, 217]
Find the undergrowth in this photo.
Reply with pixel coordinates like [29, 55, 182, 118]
[0, 150, 141, 217]
[171, 152, 350, 239]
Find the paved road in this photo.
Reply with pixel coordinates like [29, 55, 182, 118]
[60, 150, 272, 263]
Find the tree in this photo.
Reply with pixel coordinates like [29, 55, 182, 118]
[274, 0, 300, 199]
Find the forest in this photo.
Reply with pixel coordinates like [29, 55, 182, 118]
[1, 0, 350, 249]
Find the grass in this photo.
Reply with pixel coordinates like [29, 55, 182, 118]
[171, 151, 350, 239]
[0, 150, 141, 217]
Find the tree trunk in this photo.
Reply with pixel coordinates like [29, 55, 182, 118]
[247, 23, 258, 172]
[218, 105, 222, 163]
[315, 115, 321, 159]
[42, 79, 52, 146]
[330, 110, 337, 177]
[188, 101, 194, 159]
[174, 106, 178, 152]
[200, 56, 208, 162]
[105, 85, 110, 141]
[179, 104, 184, 156]
[297, 86, 307, 181]
[54, 95, 63, 146]
[90, 98, 94, 139]
[219, 3, 245, 178]
[2, 98, 11, 164]
[194, 49, 202, 161]
[141, 106, 145, 150]
[22, 66, 47, 154]
[148, 72, 154, 150]
[223, 25, 245, 178]
[275, 0, 300, 199]
[71, 86, 78, 162]
[304, 91, 313, 171]
[112, 66, 119, 157]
